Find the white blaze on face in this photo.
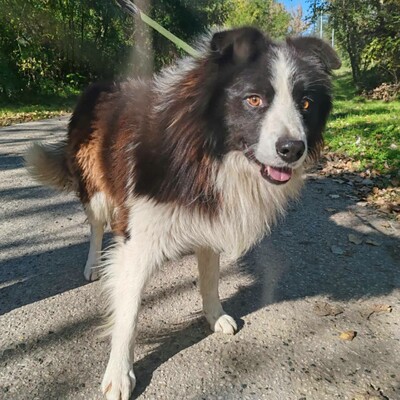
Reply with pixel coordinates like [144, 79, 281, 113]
[256, 49, 307, 167]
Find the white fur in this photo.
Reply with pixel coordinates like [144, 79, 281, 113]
[257, 50, 307, 168]
[196, 248, 237, 334]
[83, 192, 113, 281]
[100, 152, 303, 399]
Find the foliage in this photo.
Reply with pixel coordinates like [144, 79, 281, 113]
[149, 0, 229, 70]
[0, 0, 136, 99]
[224, 0, 291, 39]
[0, 0, 232, 98]
[362, 36, 400, 85]
[312, 0, 400, 90]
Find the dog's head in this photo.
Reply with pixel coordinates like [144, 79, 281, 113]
[209, 27, 341, 185]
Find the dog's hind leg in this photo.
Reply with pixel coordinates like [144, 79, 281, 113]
[101, 237, 160, 400]
[83, 222, 104, 281]
[83, 192, 110, 281]
[196, 248, 237, 335]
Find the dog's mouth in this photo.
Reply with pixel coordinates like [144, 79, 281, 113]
[260, 165, 292, 184]
[242, 142, 292, 185]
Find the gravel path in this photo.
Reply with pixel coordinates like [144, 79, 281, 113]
[0, 117, 399, 400]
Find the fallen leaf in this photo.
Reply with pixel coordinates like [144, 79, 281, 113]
[366, 304, 393, 320]
[314, 301, 344, 316]
[365, 238, 381, 246]
[331, 245, 345, 255]
[340, 330, 357, 341]
[329, 194, 340, 199]
[373, 304, 392, 312]
[348, 234, 363, 245]
[325, 207, 336, 212]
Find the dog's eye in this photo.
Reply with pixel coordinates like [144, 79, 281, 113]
[246, 95, 263, 107]
[301, 97, 312, 111]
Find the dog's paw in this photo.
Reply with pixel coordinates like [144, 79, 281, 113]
[210, 314, 237, 335]
[83, 264, 100, 282]
[101, 365, 136, 400]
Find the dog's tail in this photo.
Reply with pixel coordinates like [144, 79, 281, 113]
[24, 142, 75, 192]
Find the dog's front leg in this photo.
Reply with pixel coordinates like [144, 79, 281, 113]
[196, 248, 237, 334]
[101, 238, 159, 400]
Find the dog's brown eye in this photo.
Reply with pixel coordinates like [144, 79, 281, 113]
[301, 98, 311, 111]
[247, 95, 262, 107]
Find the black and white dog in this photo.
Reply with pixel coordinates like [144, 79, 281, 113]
[26, 27, 340, 399]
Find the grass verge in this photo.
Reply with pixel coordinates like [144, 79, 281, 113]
[0, 94, 77, 126]
[327, 72, 399, 178]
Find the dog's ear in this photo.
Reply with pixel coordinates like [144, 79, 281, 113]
[210, 27, 267, 64]
[287, 36, 341, 71]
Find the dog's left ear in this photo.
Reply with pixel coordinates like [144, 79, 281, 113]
[287, 37, 341, 71]
[211, 27, 268, 65]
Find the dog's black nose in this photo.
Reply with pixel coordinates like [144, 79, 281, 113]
[275, 139, 305, 163]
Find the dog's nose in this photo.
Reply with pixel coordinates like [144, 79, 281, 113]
[275, 139, 305, 163]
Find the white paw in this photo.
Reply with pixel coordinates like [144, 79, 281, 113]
[83, 264, 100, 281]
[101, 365, 136, 400]
[208, 313, 237, 335]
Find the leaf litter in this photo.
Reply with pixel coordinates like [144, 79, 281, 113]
[311, 151, 399, 221]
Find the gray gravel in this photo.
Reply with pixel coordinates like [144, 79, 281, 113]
[0, 117, 399, 400]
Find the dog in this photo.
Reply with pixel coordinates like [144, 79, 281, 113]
[25, 27, 340, 400]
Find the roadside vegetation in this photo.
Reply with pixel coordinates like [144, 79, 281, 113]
[0, 94, 76, 126]
[319, 71, 399, 219]
[327, 72, 399, 177]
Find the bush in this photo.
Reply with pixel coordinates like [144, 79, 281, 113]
[362, 36, 400, 86]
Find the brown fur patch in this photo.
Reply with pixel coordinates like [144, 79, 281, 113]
[74, 130, 105, 201]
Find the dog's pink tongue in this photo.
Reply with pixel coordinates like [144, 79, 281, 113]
[267, 166, 292, 182]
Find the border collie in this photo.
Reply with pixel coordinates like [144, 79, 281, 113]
[25, 27, 340, 400]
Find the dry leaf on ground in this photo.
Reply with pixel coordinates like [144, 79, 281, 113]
[340, 330, 357, 341]
[365, 304, 393, 320]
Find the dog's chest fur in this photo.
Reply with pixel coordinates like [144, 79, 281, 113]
[123, 152, 304, 263]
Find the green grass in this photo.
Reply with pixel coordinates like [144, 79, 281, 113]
[327, 72, 400, 176]
[0, 94, 77, 126]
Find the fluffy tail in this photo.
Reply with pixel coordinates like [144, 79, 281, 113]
[24, 142, 74, 192]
